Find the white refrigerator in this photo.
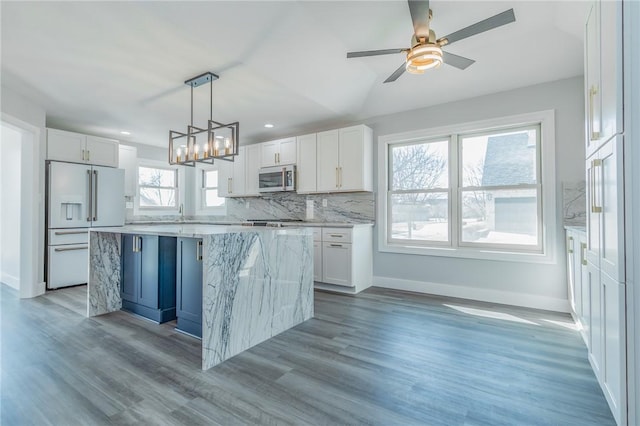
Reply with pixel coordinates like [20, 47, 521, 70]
[46, 161, 124, 289]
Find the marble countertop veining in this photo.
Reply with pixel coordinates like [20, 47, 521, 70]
[91, 224, 312, 238]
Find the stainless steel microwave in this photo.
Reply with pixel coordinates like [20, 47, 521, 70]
[258, 165, 296, 193]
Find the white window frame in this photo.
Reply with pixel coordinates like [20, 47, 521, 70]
[377, 110, 557, 264]
[134, 159, 184, 216]
[195, 163, 227, 216]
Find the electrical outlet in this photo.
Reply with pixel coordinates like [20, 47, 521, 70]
[322, 199, 328, 207]
[125, 201, 133, 209]
[245, 201, 250, 209]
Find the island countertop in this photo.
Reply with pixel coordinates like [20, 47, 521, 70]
[91, 223, 313, 238]
[87, 224, 314, 370]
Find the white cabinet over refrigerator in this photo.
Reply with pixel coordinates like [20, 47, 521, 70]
[46, 161, 124, 289]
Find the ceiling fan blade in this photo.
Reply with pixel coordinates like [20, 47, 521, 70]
[347, 49, 405, 58]
[384, 63, 407, 83]
[438, 9, 516, 46]
[408, 0, 430, 39]
[443, 51, 475, 70]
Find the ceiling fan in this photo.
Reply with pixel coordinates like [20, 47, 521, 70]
[346, 0, 516, 83]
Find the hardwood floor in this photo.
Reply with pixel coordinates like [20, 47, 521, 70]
[1, 284, 615, 425]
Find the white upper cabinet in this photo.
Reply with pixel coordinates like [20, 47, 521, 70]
[244, 144, 261, 196]
[317, 125, 372, 192]
[316, 129, 340, 191]
[47, 128, 119, 168]
[296, 133, 317, 193]
[584, 0, 623, 158]
[118, 145, 138, 197]
[219, 146, 246, 197]
[260, 137, 297, 167]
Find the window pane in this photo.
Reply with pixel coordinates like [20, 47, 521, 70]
[391, 140, 448, 190]
[138, 167, 176, 187]
[205, 189, 224, 207]
[461, 128, 537, 187]
[204, 170, 218, 188]
[461, 189, 538, 246]
[139, 188, 176, 207]
[390, 193, 448, 242]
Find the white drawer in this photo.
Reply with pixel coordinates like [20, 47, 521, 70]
[322, 228, 352, 243]
[48, 244, 89, 288]
[49, 229, 89, 245]
[312, 228, 322, 242]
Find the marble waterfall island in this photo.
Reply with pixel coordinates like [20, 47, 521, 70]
[88, 224, 314, 370]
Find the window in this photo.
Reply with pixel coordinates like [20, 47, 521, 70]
[379, 111, 556, 262]
[138, 165, 178, 208]
[135, 160, 184, 215]
[195, 165, 226, 215]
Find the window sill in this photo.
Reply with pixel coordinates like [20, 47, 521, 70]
[378, 242, 556, 264]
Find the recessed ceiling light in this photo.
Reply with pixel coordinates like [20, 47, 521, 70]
[264, 123, 274, 128]
[120, 131, 131, 135]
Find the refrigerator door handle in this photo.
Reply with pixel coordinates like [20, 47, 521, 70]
[93, 170, 98, 221]
[86, 170, 92, 222]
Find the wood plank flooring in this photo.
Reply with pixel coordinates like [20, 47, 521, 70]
[1, 284, 615, 425]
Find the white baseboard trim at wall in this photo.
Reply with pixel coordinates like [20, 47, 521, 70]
[373, 276, 570, 313]
[0, 272, 20, 290]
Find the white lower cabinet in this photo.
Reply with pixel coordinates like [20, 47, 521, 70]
[312, 225, 372, 294]
[602, 272, 625, 422]
[566, 228, 588, 344]
[587, 260, 603, 377]
[322, 242, 352, 287]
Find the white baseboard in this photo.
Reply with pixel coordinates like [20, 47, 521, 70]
[1, 272, 19, 290]
[373, 276, 570, 313]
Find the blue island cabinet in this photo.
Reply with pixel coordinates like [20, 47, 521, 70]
[121, 235, 177, 323]
[176, 237, 203, 338]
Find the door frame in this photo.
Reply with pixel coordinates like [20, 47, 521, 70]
[1, 113, 45, 298]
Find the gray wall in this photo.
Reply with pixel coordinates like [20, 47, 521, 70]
[365, 76, 585, 305]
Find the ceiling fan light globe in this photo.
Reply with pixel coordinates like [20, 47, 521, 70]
[405, 43, 443, 74]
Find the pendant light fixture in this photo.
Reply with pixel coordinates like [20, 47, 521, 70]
[169, 72, 239, 166]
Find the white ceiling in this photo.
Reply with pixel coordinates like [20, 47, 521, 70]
[1, 1, 589, 147]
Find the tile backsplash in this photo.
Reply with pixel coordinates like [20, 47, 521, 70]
[562, 181, 586, 226]
[128, 192, 375, 223]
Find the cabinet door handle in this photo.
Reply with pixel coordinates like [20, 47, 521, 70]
[86, 170, 92, 221]
[196, 240, 203, 261]
[82, 149, 86, 161]
[588, 85, 600, 141]
[335, 167, 339, 188]
[329, 244, 343, 247]
[54, 230, 87, 235]
[55, 246, 88, 252]
[339, 167, 343, 188]
[274, 153, 277, 164]
[591, 159, 603, 213]
[580, 242, 587, 265]
[329, 234, 343, 238]
[93, 170, 98, 221]
[132, 236, 137, 252]
[87, 150, 91, 161]
[567, 236, 574, 253]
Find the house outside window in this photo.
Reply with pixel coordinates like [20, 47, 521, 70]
[379, 111, 556, 263]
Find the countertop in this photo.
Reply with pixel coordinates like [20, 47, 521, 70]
[91, 224, 312, 238]
[125, 220, 373, 229]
